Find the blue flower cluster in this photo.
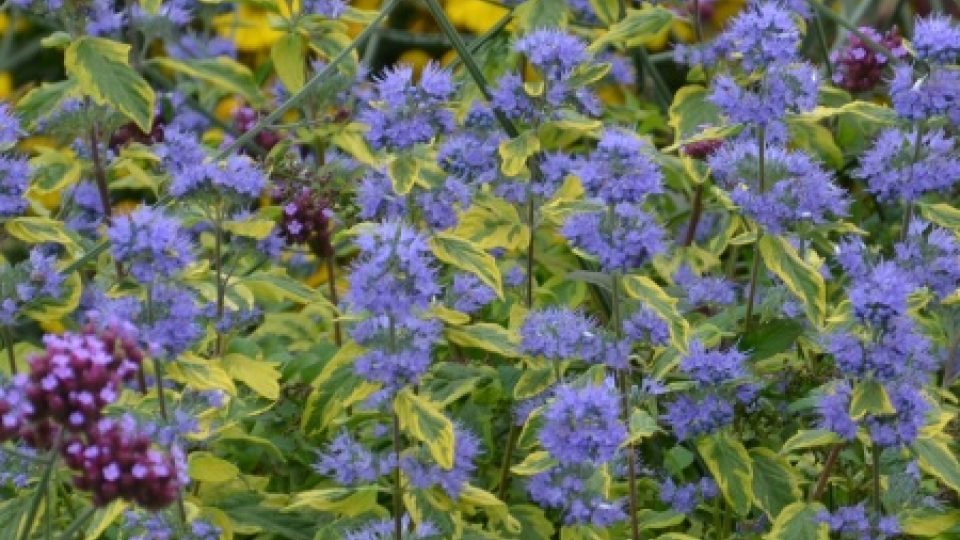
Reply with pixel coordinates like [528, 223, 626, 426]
[314, 430, 395, 486]
[659, 477, 719, 514]
[401, 424, 481, 498]
[157, 128, 266, 199]
[0, 104, 27, 218]
[855, 128, 960, 202]
[816, 505, 900, 538]
[108, 206, 194, 282]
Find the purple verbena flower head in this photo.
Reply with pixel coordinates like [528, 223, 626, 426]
[831, 27, 906, 92]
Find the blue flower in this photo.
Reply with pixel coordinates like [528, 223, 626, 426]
[401, 424, 481, 498]
[679, 341, 747, 388]
[520, 307, 600, 362]
[314, 431, 394, 486]
[108, 206, 194, 282]
[890, 65, 960, 124]
[344, 516, 440, 540]
[562, 204, 666, 272]
[515, 29, 590, 81]
[450, 273, 497, 314]
[855, 127, 960, 202]
[356, 170, 407, 222]
[346, 222, 440, 320]
[895, 220, 960, 299]
[0, 103, 22, 147]
[659, 477, 719, 514]
[141, 283, 202, 359]
[674, 265, 738, 308]
[64, 182, 105, 236]
[527, 464, 626, 526]
[15, 248, 64, 302]
[539, 382, 626, 466]
[303, 0, 347, 17]
[577, 129, 663, 205]
[912, 15, 960, 65]
[661, 393, 734, 441]
[352, 315, 442, 398]
[712, 1, 802, 71]
[415, 178, 471, 230]
[848, 261, 915, 327]
[710, 62, 819, 127]
[816, 382, 857, 440]
[623, 306, 670, 347]
[0, 156, 29, 217]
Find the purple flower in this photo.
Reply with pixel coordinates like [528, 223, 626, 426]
[0, 156, 29, 217]
[679, 341, 747, 387]
[890, 65, 960, 124]
[0, 103, 22, 147]
[65, 182, 105, 235]
[710, 62, 819, 127]
[345, 222, 440, 319]
[577, 129, 663, 205]
[659, 477, 719, 513]
[359, 63, 455, 151]
[402, 424, 481, 498]
[623, 306, 670, 347]
[166, 34, 237, 61]
[712, 1, 802, 71]
[708, 139, 848, 233]
[15, 248, 64, 302]
[674, 265, 737, 308]
[830, 27, 906, 92]
[108, 206, 194, 282]
[816, 382, 858, 440]
[437, 131, 503, 186]
[515, 29, 590, 81]
[491, 72, 539, 122]
[562, 204, 666, 272]
[895, 220, 960, 299]
[344, 516, 439, 540]
[520, 307, 600, 362]
[314, 431, 393, 485]
[855, 127, 960, 202]
[539, 382, 626, 466]
[86, 0, 125, 36]
[866, 383, 930, 447]
[141, 283, 202, 359]
[352, 315, 441, 398]
[848, 261, 915, 327]
[303, 0, 347, 18]
[416, 178, 472, 230]
[661, 393, 734, 441]
[356, 170, 406, 221]
[528, 464, 626, 526]
[450, 273, 497, 314]
[912, 15, 960, 65]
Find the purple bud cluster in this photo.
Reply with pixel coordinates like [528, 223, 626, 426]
[830, 27, 906, 92]
[0, 330, 181, 509]
[273, 186, 334, 255]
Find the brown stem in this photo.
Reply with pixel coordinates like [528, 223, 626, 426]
[88, 124, 124, 280]
[810, 444, 843, 502]
[496, 423, 518, 500]
[682, 183, 704, 247]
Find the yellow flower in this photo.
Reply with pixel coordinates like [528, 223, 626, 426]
[0, 72, 12, 99]
[213, 5, 284, 52]
[443, 0, 509, 33]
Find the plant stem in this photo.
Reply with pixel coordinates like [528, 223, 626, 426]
[496, 423, 518, 501]
[871, 442, 882, 533]
[610, 271, 639, 540]
[56, 507, 95, 540]
[393, 412, 403, 540]
[326, 253, 342, 346]
[3, 325, 17, 374]
[814, 8, 834, 80]
[635, 46, 670, 112]
[743, 126, 766, 333]
[19, 430, 63, 540]
[88, 123, 125, 280]
[214, 202, 226, 356]
[810, 443, 843, 502]
[900, 126, 924, 242]
[682, 183, 704, 247]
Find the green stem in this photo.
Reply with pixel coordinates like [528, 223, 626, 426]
[3, 325, 17, 374]
[635, 46, 670, 112]
[56, 507, 95, 540]
[87, 122, 125, 281]
[871, 442, 882, 533]
[814, 8, 833, 80]
[900, 125, 924, 242]
[393, 410, 403, 540]
[326, 253, 343, 347]
[610, 271, 638, 540]
[496, 423, 518, 500]
[19, 430, 63, 540]
[743, 126, 766, 333]
[213, 202, 226, 356]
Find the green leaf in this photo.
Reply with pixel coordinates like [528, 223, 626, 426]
[28, 149, 81, 195]
[5, 217, 82, 257]
[499, 130, 541, 177]
[758, 235, 827, 327]
[589, 7, 674, 52]
[285, 486, 380, 516]
[271, 33, 306, 92]
[430, 232, 504, 298]
[787, 118, 843, 170]
[739, 319, 804, 361]
[65, 37, 155, 132]
[84, 501, 127, 540]
[510, 505, 556, 540]
[636, 509, 684, 531]
[697, 432, 754, 516]
[764, 502, 829, 540]
[223, 353, 281, 400]
[14, 80, 79, 129]
[242, 271, 318, 304]
[513, 0, 568, 32]
[511, 451, 558, 476]
[446, 323, 518, 358]
[624, 409, 660, 446]
[387, 153, 420, 195]
[918, 202, 960, 231]
[780, 429, 841, 455]
[849, 379, 895, 420]
[667, 85, 722, 143]
[24, 270, 82, 323]
[167, 354, 238, 395]
[153, 56, 264, 107]
[622, 275, 689, 350]
[395, 388, 456, 469]
[223, 218, 276, 240]
[915, 437, 960, 496]
[452, 194, 530, 251]
[900, 509, 960, 537]
[188, 451, 240, 483]
[750, 448, 801, 519]
[801, 101, 898, 125]
[513, 365, 557, 400]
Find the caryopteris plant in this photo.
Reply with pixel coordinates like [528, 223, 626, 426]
[1, 0, 960, 538]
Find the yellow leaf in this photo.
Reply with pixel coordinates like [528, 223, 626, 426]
[188, 451, 240, 483]
[223, 353, 281, 400]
